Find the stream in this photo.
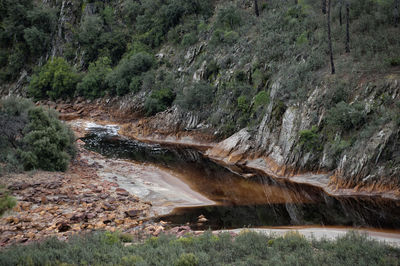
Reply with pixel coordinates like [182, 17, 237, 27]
[81, 124, 400, 231]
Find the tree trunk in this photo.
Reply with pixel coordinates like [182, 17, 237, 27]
[327, 0, 335, 74]
[294, 0, 298, 5]
[322, 0, 327, 14]
[339, 0, 343, 26]
[395, 0, 399, 27]
[254, 0, 259, 17]
[345, 1, 350, 53]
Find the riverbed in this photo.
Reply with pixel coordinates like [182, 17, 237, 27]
[76, 121, 400, 244]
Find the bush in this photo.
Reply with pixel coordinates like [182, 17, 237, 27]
[325, 102, 367, 133]
[0, 186, 16, 216]
[0, 98, 75, 172]
[28, 57, 80, 100]
[144, 72, 176, 115]
[175, 81, 214, 111]
[216, 5, 242, 30]
[174, 253, 199, 266]
[77, 57, 112, 99]
[298, 125, 322, 152]
[106, 52, 154, 96]
[253, 91, 270, 109]
[19, 107, 76, 171]
[181, 32, 198, 47]
[0, 231, 398, 265]
[237, 95, 249, 113]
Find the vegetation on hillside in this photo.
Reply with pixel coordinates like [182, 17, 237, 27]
[1, 0, 399, 175]
[0, 186, 16, 216]
[0, 97, 76, 173]
[0, 231, 399, 265]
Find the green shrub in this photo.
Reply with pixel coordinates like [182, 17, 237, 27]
[181, 32, 198, 47]
[216, 5, 242, 30]
[237, 95, 249, 113]
[174, 253, 199, 266]
[28, 57, 80, 100]
[144, 72, 176, 115]
[253, 91, 270, 109]
[175, 81, 214, 111]
[0, 186, 16, 216]
[325, 102, 366, 133]
[223, 31, 239, 45]
[19, 107, 76, 171]
[0, 98, 75, 172]
[211, 29, 239, 45]
[107, 52, 154, 96]
[1, 231, 398, 265]
[387, 57, 400, 66]
[298, 125, 322, 152]
[77, 57, 112, 99]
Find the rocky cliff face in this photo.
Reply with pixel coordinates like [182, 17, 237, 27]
[206, 78, 400, 194]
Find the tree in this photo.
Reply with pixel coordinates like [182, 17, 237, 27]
[327, 0, 335, 74]
[345, 1, 350, 53]
[28, 57, 80, 100]
[339, 0, 343, 26]
[254, 0, 259, 17]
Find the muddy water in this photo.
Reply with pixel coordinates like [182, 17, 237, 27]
[82, 126, 400, 231]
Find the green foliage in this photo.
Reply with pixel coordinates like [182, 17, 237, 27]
[28, 58, 80, 100]
[237, 95, 249, 113]
[77, 57, 112, 99]
[135, 0, 213, 48]
[253, 91, 270, 109]
[211, 29, 239, 46]
[387, 57, 400, 66]
[299, 125, 322, 152]
[0, 0, 56, 81]
[0, 186, 16, 216]
[106, 52, 154, 96]
[77, 11, 129, 66]
[216, 5, 242, 30]
[181, 32, 198, 47]
[176, 81, 214, 111]
[19, 107, 76, 171]
[325, 102, 367, 133]
[174, 253, 199, 266]
[0, 231, 399, 265]
[144, 72, 176, 115]
[0, 97, 75, 172]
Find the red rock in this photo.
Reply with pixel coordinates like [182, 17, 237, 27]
[125, 209, 142, 218]
[57, 222, 71, 232]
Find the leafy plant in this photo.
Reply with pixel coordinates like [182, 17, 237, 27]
[77, 57, 112, 99]
[106, 52, 154, 96]
[0, 186, 16, 216]
[298, 125, 322, 152]
[28, 58, 80, 100]
[19, 107, 76, 171]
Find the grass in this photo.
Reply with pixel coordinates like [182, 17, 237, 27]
[0, 231, 399, 265]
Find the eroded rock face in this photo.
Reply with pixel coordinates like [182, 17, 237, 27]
[207, 78, 400, 194]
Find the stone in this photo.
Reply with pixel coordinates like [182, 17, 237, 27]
[116, 188, 129, 197]
[197, 218, 208, 223]
[86, 213, 97, 220]
[153, 226, 164, 236]
[125, 209, 142, 218]
[70, 213, 85, 222]
[8, 182, 29, 190]
[57, 222, 71, 232]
